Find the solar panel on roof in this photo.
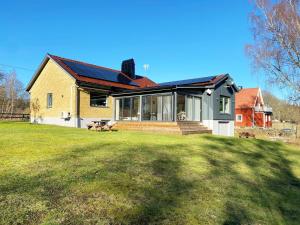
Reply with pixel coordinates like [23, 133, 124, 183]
[62, 60, 138, 86]
[159, 76, 216, 87]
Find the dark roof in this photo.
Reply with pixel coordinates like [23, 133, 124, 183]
[159, 75, 216, 87]
[26, 54, 157, 91]
[112, 74, 231, 96]
[133, 75, 158, 88]
[60, 58, 138, 86]
[26, 54, 235, 94]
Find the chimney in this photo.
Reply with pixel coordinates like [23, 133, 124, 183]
[121, 59, 135, 79]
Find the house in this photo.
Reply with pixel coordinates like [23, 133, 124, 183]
[235, 88, 272, 128]
[26, 54, 239, 136]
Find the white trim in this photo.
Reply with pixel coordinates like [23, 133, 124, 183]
[30, 116, 77, 127]
[253, 88, 264, 108]
[236, 114, 243, 122]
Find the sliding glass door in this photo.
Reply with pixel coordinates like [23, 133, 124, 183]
[117, 94, 173, 121]
[116, 97, 140, 121]
[194, 97, 201, 121]
[141, 94, 173, 121]
[186, 96, 193, 121]
[131, 97, 139, 121]
[162, 95, 172, 121]
[176, 95, 202, 122]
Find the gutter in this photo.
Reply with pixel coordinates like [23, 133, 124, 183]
[111, 84, 215, 96]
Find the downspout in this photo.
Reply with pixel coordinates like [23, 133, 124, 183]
[70, 86, 73, 118]
[75, 85, 80, 128]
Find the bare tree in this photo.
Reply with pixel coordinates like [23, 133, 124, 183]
[246, 0, 300, 102]
[263, 90, 300, 123]
[0, 70, 28, 115]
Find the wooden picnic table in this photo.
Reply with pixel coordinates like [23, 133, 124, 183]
[88, 120, 116, 132]
[91, 120, 110, 126]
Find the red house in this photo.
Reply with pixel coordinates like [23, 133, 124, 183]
[235, 88, 272, 128]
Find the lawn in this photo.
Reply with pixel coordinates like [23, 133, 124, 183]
[0, 122, 300, 225]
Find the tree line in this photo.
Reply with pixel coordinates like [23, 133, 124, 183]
[0, 70, 29, 114]
[263, 90, 300, 123]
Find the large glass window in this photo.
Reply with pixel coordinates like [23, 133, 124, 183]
[177, 95, 185, 113]
[123, 98, 131, 120]
[141, 94, 173, 121]
[220, 96, 230, 114]
[116, 97, 140, 121]
[186, 96, 193, 121]
[117, 94, 173, 121]
[90, 92, 107, 107]
[176, 94, 186, 121]
[131, 97, 140, 121]
[176, 95, 202, 121]
[142, 95, 151, 120]
[162, 95, 172, 121]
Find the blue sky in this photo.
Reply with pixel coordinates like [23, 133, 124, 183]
[0, 0, 282, 97]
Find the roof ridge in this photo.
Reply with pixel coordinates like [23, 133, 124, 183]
[48, 54, 135, 81]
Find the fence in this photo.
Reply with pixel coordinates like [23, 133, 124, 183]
[0, 113, 30, 121]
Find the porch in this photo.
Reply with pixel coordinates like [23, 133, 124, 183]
[115, 121, 212, 135]
[114, 91, 212, 134]
[115, 92, 204, 123]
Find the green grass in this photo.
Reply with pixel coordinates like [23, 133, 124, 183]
[0, 121, 300, 225]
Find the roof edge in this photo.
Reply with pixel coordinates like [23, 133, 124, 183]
[26, 54, 51, 92]
[26, 53, 78, 92]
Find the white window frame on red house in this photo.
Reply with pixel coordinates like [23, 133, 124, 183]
[236, 114, 243, 122]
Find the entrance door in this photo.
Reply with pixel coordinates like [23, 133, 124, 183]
[185, 96, 202, 121]
[194, 97, 202, 121]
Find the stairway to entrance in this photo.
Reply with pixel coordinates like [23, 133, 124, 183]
[177, 121, 212, 135]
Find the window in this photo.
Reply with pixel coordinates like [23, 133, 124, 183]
[141, 94, 173, 121]
[47, 93, 53, 108]
[219, 96, 230, 114]
[90, 92, 107, 107]
[236, 114, 243, 122]
[116, 97, 140, 121]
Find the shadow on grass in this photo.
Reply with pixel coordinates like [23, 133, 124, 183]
[0, 142, 194, 224]
[0, 135, 299, 224]
[202, 136, 300, 225]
